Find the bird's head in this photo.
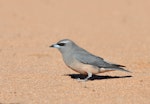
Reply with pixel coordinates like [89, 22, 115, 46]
[50, 39, 76, 54]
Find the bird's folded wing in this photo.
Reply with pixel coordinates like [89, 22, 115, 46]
[74, 52, 112, 68]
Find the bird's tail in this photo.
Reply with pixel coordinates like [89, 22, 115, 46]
[111, 67, 131, 73]
[106, 64, 131, 73]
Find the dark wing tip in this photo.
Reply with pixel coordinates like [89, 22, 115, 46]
[112, 64, 126, 67]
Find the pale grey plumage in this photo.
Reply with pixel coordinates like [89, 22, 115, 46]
[50, 39, 130, 81]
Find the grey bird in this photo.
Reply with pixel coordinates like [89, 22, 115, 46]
[50, 39, 130, 81]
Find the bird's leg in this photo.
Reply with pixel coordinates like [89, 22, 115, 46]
[84, 72, 92, 81]
[77, 72, 92, 81]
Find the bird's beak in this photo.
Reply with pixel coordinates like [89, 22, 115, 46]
[49, 44, 60, 48]
[50, 44, 54, 47]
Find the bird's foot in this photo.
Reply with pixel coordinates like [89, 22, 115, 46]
[76, 72, 92, 82]
[76, 78, 88, 82]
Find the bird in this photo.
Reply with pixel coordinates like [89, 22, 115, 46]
[50, 39, 130, 81]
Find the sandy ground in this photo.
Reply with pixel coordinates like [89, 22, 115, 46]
[0, 0, 150, 104]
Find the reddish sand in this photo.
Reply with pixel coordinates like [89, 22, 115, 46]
[0, 0, 150, 104]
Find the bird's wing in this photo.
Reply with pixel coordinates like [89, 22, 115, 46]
[74, 51, 112, 68]
[74, 52, 131, 72]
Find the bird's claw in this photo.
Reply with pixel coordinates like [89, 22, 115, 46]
[76, 78, 88, 82]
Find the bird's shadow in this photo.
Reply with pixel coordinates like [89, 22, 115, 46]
[65, 74, 132, 81]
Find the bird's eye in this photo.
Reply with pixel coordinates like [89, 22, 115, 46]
[57, 43, 65, 46]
